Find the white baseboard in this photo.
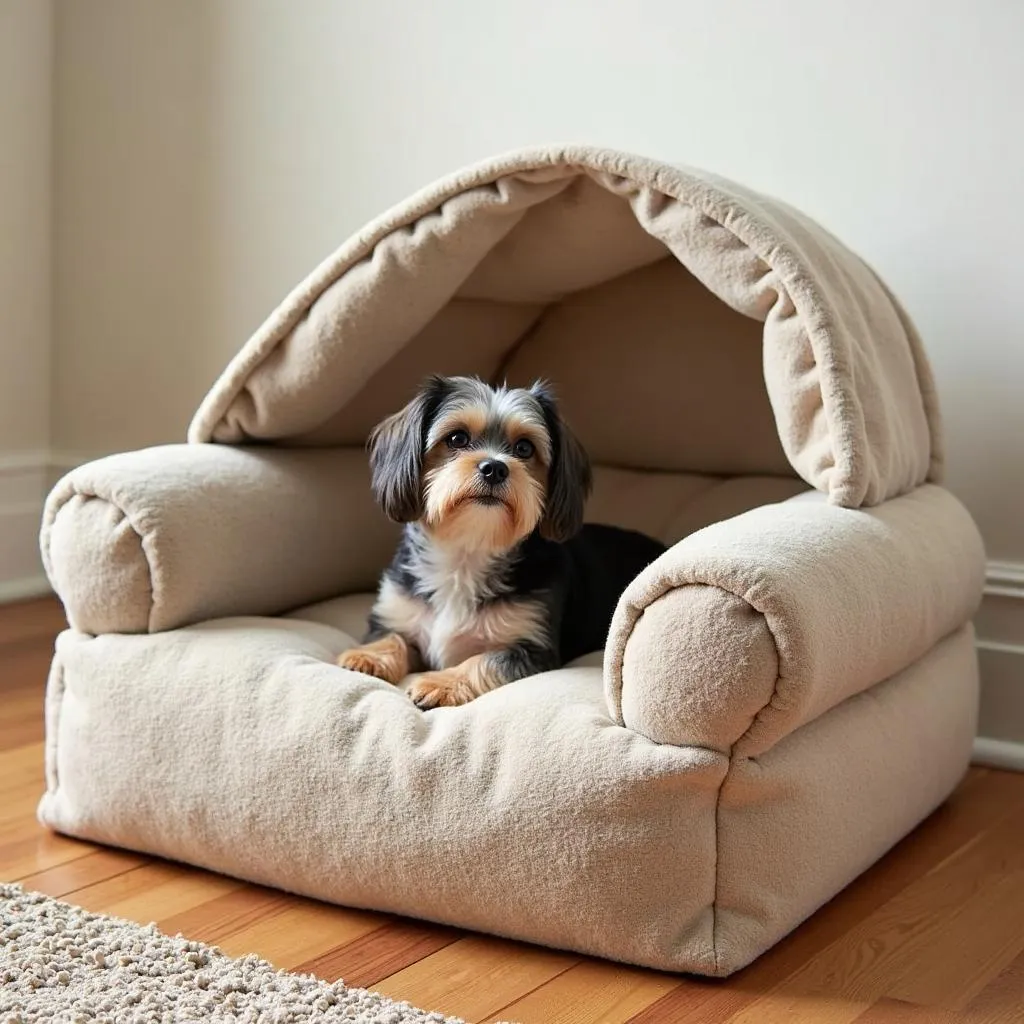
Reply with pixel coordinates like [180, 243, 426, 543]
[972, 736, 1024, 772]
[984, 560, 1024, 600]
[975, 560, 1024, 764]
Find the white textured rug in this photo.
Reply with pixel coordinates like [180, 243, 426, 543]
[1, 884, 502, 1023]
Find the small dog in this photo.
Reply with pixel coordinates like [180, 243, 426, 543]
[338, 375, 666, 709]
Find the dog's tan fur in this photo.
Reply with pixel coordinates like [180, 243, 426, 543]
[406, 653, 507, 708]
[337, 633, 414, 684]
[423, 454, 545, 552]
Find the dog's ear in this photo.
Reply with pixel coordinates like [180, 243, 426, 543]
[531, 381, 592, 542]
[368, 376, 450, 522]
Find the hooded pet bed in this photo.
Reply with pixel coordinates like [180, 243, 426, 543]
[38, 146, 984, 976]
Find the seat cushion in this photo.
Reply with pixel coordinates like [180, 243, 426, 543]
[40, 614, 724, 972]
[38, 609, 978, 976]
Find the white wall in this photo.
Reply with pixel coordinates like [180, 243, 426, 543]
[52, 0, 1024, 560]
[0, 0, 52, 596]
[52, 3, 220, 458]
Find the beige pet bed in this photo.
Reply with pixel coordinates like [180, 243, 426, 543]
[38, 146, 985, 976]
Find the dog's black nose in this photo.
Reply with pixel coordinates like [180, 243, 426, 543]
[478, 459, 509, 485]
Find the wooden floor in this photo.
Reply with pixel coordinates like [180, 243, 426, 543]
[2, 598, 1023, 1023]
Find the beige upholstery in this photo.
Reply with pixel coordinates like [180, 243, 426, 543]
[608, 486, 984, 753]
[37, 146, 984, 976]
[42, 445, 396, 635]
[188, 147, 941, 508]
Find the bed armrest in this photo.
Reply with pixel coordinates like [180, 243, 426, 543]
[42, 444, 396, 634]
[604, 485, 985, 755]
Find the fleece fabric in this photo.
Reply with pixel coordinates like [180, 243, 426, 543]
[37, 145, 984, 975]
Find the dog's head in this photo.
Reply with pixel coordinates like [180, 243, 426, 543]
[367, 375, 591, 551]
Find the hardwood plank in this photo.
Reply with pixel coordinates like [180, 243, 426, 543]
[16, 847, 147, 896]
[889, 868, 1024, 1009]
[64, 861, 245, 924]
[723, 994, 873, 1024]
[0, 652, 49, 747]
[852, 998, 963, 1022]
[159, 885, 296, 943]
[0, 829, 98, 882]
[0, 741, 46, 797]
[374, 936, 579, 1022]
[296, 917, 464, 988]
[212, 897, 387, 972]
[0, 786, 48, 831]
[622, 980, 752, 1024]
[483, 960, 678, 1024]
[961, 951, 1024, 1024]
[0, 596, 66, 648]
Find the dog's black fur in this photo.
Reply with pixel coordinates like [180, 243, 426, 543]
[339, 375, 666, 707]
[372, 520, 665, 673]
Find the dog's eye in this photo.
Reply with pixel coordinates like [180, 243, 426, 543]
[512, 438, 535, 460]
[446, 429, 471, 449]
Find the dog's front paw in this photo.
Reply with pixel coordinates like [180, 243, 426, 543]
[337, 635, 409, 685]
[338, 648, 392, 681]
[407, 670, 473, 710]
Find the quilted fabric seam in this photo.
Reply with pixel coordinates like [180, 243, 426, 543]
[42, 652, 67, 803]
[613, 577, 784, 975]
